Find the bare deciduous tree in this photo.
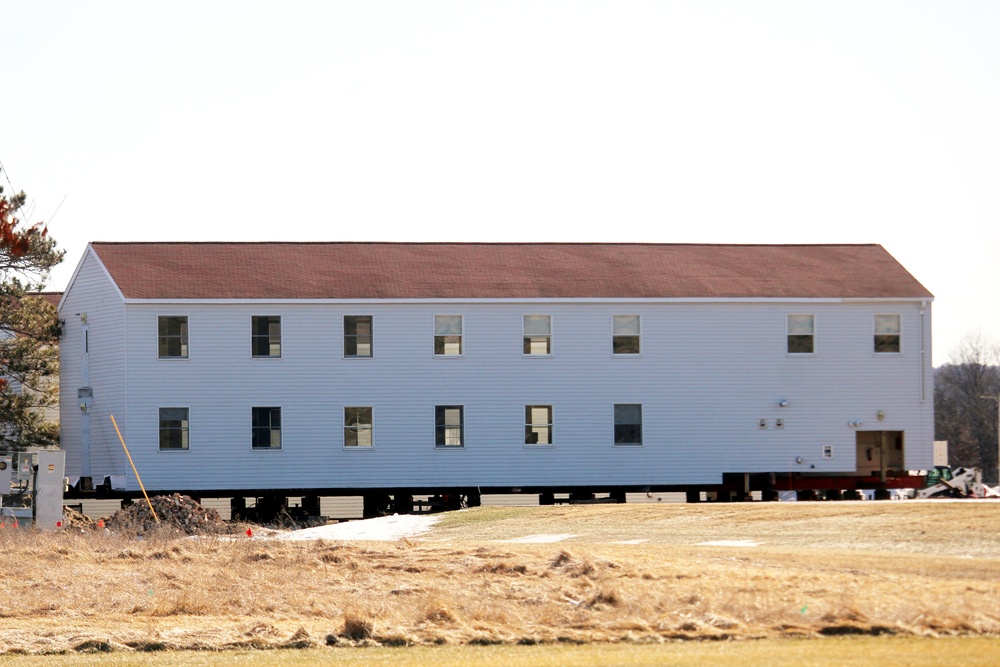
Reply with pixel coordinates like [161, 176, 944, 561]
[934, 331, 1000, 483]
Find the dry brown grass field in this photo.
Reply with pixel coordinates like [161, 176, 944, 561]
[1, 501, 999, 658]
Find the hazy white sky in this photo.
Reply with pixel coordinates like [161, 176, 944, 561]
[2, 1, 997, 365]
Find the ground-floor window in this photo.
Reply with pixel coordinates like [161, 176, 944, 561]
[159, 407, 189, 450]
[435, 405, 464, 447]
[614, 403, 642, 445]
[525, 405, 553, 445]
[252, 406, 282, 450]
[345, 407, 373, 447]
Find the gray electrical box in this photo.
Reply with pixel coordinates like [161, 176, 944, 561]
[16, 452, 33, 481]
[34, 450, 66, 530]
[0, 449, 67, 530]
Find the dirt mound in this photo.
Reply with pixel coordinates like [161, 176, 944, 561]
[105, 494, 226, 535]
[62, 506, 99, 530]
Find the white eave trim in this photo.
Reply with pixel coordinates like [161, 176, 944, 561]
[121, 296, 934, 306]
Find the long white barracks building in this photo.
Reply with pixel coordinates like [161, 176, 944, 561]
[58, 242, 934, 510]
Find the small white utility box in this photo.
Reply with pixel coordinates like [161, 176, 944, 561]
[933, 441, 949, 468]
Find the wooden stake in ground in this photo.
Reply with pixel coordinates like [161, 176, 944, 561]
[110, 414, 159, 524]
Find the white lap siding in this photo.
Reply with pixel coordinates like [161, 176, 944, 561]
[109, 299, 932, 493]
[58, 249, 129, 480]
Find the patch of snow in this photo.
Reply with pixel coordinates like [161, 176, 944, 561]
[696, 539, 760, 547]
[503, 534, 577, 543]
[275, 514, 440, 541]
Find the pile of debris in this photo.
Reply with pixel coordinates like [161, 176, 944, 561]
[62, 506, 100, 530]
[105, 494, 226, 535]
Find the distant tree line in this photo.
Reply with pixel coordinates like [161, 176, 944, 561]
[934, 332, 1000, 484]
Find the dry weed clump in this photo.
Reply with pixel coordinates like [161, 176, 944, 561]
[342, 609, 376, 640]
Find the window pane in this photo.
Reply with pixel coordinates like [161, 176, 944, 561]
[525, 405, 553, 445]
[525, 425, 552, 444]
[613, 316, 640, 355]
[159, 407, 189, 450]
[614, 424, 642, 444]
[875, 335, 901, 353]
[344, 407, 373, 447]
[252, 407, 281, 449]
[874, 314, 900, 335]
[344, 316, 373, 357]
[435, 406, 464, 446]
[787, 315, 814, 335]
[158, 316, 188, 358]
[614, 404, 641, 424]
[356, 426, 372, 447]
[613, 315, 640, 335]
[434, 315, 463, 335]
[524, 337, 551, 355]
[345, 407, 372, 425]
[523, 315, 551, 336]
[787, 335, 814, 354]
[613, 336, 640, 354]
[614, 404, 642, 445]
[874, 315, 901, 353]
[252, 316, 281, 357]
[435, 336, 462, 355]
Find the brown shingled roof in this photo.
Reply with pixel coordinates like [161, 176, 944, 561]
[36, 291, 63, 307]
[87, 242, 932, 300]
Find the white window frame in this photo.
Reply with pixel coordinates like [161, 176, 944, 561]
[786, 314, 815, 355]
[523, 315, 552, 356]
[874, 314, 901, 354]
[158, 407, 190, 451]
[251, 315, 282, 359]
[525, 405, 554, 446]
[344, 406, 374, 448]
[344, 315, 374, 359]
[434, 315, 464, 356]
[157, 315, 189, 359]
[251, 406, 282, 450]
[435, 405, 465, 448]
[613, 403, 643, 446]
[612, 315, 641, 355]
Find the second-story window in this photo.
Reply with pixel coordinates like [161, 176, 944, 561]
[344, 315, 373, 357]
[874, 314, 901, 353]
[434, 315, 463, 355]
[523, 315, 552, 355]
[158, 316, 188, 359]
[787, 314, 815, 354]
[613, 315, 641, 355]
[251, 316, 281, 358]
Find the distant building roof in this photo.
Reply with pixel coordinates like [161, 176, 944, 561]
[86, 242, 933, 300]
[35, 291, 63, 307]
